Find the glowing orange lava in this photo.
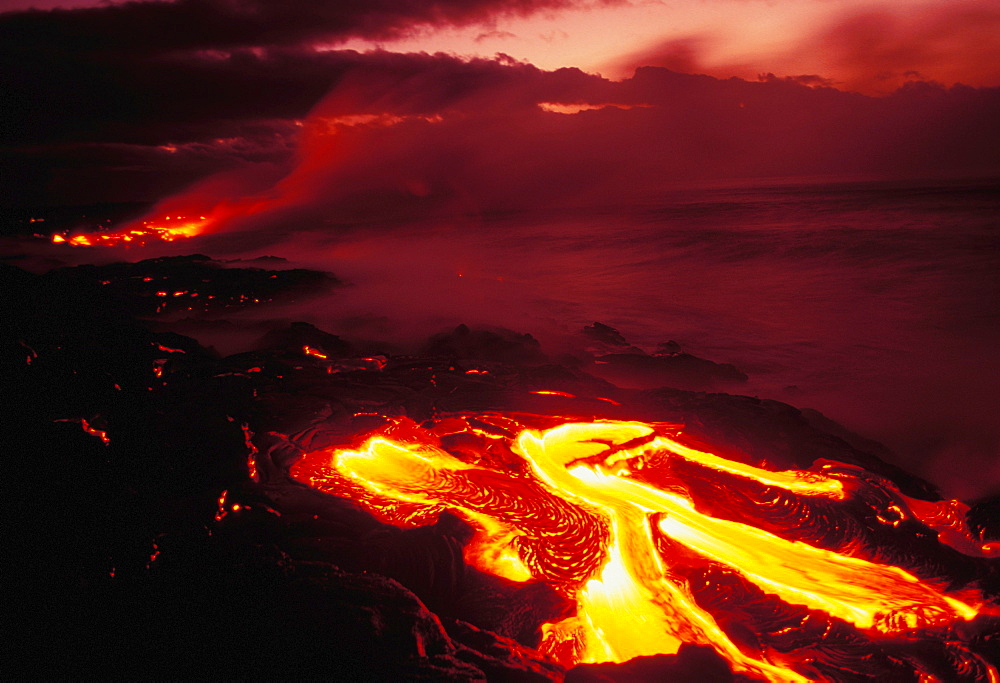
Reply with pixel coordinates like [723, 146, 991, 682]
[292, 415, 994, 680]
[303, 346, 329, 359]
[51, 215, 210, 247]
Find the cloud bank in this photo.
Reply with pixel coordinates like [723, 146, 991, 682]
[611, 1, 1000, 94]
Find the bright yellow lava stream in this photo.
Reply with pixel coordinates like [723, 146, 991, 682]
[52, 216, 208, 247]
[301, 419, 985, 681]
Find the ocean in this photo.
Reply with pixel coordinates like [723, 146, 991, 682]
[6, 178, 998, 499]
[310, 178, 1000, 499]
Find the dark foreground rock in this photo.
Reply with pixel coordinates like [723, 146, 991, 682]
[566, 645, 742, 682]
[4, 260, 1000, 680]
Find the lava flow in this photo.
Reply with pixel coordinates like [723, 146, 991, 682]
[293, 414, 997, 681]
[51, 215, 210, 247]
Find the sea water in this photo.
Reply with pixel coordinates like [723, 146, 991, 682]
[316, 178, 1000, 499]
[12, 178, 995, 498]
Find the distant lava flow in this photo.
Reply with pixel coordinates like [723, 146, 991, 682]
[51, 215, 210, 247]
[293, 414, 999, 681]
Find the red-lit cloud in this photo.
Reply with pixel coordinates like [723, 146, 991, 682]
[804, 4, 1000, 94]
[112, 54, 997, 251]
[3, 0, 999, 212]
[612, 1, 1000, 94]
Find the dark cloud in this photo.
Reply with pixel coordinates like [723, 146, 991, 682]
[0, 0, 591, 204]
[3, 47, 363, 147]
[0, 39, 615, 205]
[1, 23, 608, 147]
[4, 125, 296, 206]
[5, 46, 1000, 211]
[0, 0, 577, 54]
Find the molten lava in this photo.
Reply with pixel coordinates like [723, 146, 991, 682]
[52, 215, 209, 247]
[292, 415, 995, 680]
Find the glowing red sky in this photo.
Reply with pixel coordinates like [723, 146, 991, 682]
[345, 0, 1000, 94]
[8, 0, 1000, 94]
[3, 0, 999, 210]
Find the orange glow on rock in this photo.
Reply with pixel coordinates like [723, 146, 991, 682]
[79, 418, 110, 445]
[303, 346, 329, 359]
[293, 415, 992, 680]
[51, 215, 211, 247]
[55, 417, 110, 445]
[214, 489, 230, 522]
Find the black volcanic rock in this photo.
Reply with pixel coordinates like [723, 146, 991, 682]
[443, 617, 566, 681]
[510, 362, 619, 396]
[566, 644, 739, 682]
[577, 322, 747, 391]
[256, 321, 352, 357]
[589, 352, 748, 391]
[581, 321, 645, 355]
[7, 260, 1000, 682]
[969, 497, 1000, 543]
[39, 253, 339, 317]
[423, 324, 548, 365]
[643, 387, 939, 500]
[22, 529, 561, 679]
[4, 264, 564, 677]
[654, 340, 682, 356]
